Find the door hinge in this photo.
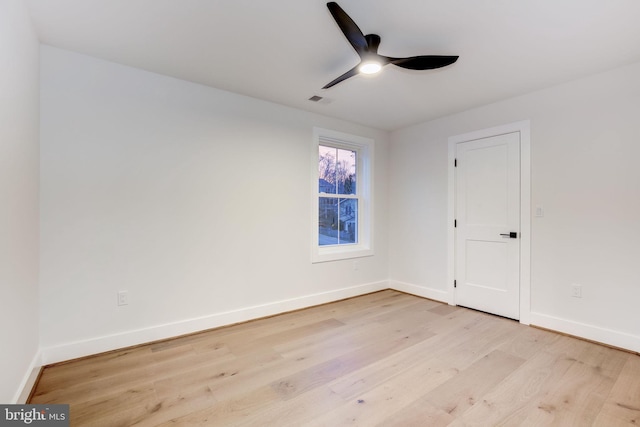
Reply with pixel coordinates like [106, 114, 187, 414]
[454, 280, 457, 288]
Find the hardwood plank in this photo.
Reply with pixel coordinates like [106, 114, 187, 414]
[158, 385, 280, 426]
[151, 348, 279, 400]
[327, 337, 454, 400]
[233, 385, 345, 427]
[426, 313, 522, 370]
[71, 384, 157, 426]
[594, 354, 640, 426]
[228, 318, 345, 355]
[324, 307, 509, 402]
[310, 356, 460, 426]
[449, 347, 575, 426]
[334, 293, 439, 325]
[269, 322, 436, 401]
[416, 350, 525, 416]
[497, 323, 562, 359]
[501, 337, 629, 426]
[28, 290, 640, 426]
[31, 362, 157, 405]
[130, 386, 219, 426]
[376, 402, 455, 427]
[374, 350, 525, 426]
[34, 346, 152, 388]
[273, 310, 419, 360]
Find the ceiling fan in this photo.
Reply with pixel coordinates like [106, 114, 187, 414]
[323, 2, 459, 89]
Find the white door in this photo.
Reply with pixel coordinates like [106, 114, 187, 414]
[455, 132, 520, 319]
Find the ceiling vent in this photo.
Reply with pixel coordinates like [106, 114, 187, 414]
[308, 95, 332, 105]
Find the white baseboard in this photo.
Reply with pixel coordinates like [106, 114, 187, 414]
[389, 280, 450, 304]
[530, 311, 640, 354]
[13, 350, 42, 403]
[40, 281, 389, 365]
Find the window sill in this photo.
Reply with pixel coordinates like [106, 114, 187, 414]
[311, 245, 373, 263]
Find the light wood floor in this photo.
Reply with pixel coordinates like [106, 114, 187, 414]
[30, 290, 640, 426]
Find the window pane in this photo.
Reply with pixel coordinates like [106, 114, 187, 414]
[318, 197, 358, 246]
[318, 197, 339, 245]
[339, 198, 358, 244]
[318, 146, 336, 194]
[336, 148, 356, 195]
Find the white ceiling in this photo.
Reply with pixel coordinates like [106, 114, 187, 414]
[26, 0, 640, 131]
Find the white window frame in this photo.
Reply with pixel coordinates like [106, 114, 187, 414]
[312, 127, 374, 263]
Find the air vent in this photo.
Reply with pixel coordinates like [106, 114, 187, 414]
[308, 95, 324, 102]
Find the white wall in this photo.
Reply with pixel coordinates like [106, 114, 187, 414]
[389, 61, 640, 352]
[39, 46, 389, 363]
[0, 0, 41, 403]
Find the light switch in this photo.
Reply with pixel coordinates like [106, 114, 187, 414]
[535, 205, 544, 217]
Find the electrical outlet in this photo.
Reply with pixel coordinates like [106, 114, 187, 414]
[352, 260, 360, 271]
[571, 284, 582, 298]
[117, 290, 129, 306]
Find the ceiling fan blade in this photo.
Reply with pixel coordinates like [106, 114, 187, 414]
[387, 55, 459, 70]
[323, 65, 359, 89]
[326, 2, 368, 56]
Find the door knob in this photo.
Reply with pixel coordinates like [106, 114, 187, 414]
[500, 232, 518, 238]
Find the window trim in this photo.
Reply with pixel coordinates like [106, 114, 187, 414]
[312, 127, 374, 263]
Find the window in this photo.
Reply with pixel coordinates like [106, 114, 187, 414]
[312, 128, 373, 263]
[318, 145, 357, 246]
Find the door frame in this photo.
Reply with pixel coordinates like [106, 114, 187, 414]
[447, 120, 531, 325]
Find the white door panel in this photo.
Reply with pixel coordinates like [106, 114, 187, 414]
[455, 132, 520, 319]
[466, 240, 508, 291]
[465, 144, 509, 226]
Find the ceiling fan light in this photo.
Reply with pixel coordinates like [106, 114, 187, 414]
[358, 61, 382, 75]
